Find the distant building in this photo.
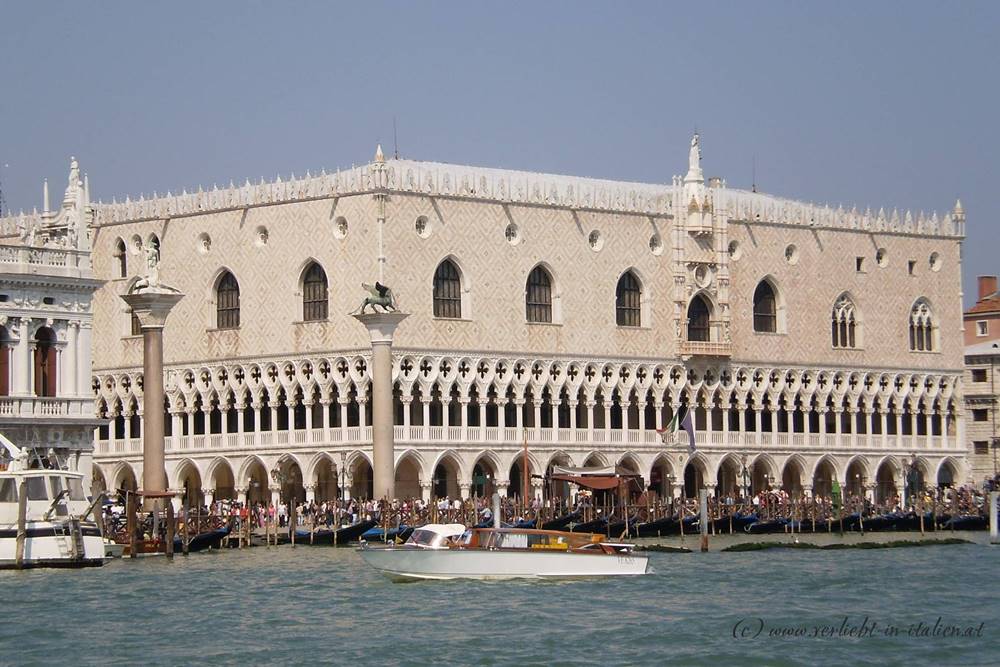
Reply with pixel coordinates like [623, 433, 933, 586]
[0, 160, 102, 481]
[963, 275, 1000, 484]
[0, 137, 969, 506]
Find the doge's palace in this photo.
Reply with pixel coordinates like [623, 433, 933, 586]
[12, 135, 965, 508]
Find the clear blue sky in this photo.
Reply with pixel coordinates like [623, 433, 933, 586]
[2, 1, 997, 305]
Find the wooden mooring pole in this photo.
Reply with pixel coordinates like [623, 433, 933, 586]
[14, 479, 27, 569]
[126, 492, 138, 559]
[699, 489, 709, 553]
[165, 503, 175, 559]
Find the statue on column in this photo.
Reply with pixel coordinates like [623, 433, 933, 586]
[356, 282, 397, 313]
[689, 133, 701, 172]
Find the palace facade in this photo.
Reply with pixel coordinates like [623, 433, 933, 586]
[3, 136, 967, 507]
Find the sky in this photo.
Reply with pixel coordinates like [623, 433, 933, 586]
[1, 1, 997, 305]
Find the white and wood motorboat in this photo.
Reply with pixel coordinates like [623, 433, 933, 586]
[359, 523, 649, 581]
[0, 433, 105, 569]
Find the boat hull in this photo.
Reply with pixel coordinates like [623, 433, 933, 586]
[359, 545, 649, 581]
[0, 521, 105, 569]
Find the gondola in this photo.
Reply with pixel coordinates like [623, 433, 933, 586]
[175, 527, 230, 552]
[541, 511, 581, 531]
[294, 519, 378, 546]
[745, 518, 789, 534]
[941, 515, 987, 531]
[360, 524, 414, 543]
[567, 517, 608, 533]
[631, 516, 678, 538]
[711, 513, 758, 534]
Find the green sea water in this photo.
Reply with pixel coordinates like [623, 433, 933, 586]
[2, 543, 997, 666]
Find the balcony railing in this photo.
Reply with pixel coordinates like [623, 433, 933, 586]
[679, 340, 732, 356]
[93, 424, 955, 457]
[0, 397, 94, 419]
[0, 244, 91, 271]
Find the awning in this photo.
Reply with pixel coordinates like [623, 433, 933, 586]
[550, 474, 624, 490]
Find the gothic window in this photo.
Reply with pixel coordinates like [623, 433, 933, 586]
[216, 271, 240, 329]
[0, 326, 9, 397]
[432, 259, 462, 319]
[130, 310, 142, 336]
[752, 280, 777, 333]
[302, 262, 329, 321]
[526, 266, 552, 323]
[615, 271, 642, 327]
[687, 295, 711, 342]
[33, 326, 57, 397]
[114, 239, 127, 278]
[909, 300, 934, 352]
[831, 295, 857, 349]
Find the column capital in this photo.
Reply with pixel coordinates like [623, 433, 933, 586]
[351, 311, 410, 345]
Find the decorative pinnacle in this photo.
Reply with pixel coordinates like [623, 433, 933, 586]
[953, 198, 964, 215]
[374, 144, 385, 163]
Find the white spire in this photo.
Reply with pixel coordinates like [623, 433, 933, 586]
[374, 143, 385, 163]
[43, 178, 49, 213]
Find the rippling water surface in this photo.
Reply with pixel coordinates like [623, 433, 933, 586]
[3, 543, 997, 666]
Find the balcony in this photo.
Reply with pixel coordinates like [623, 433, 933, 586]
[679, 340, 732, 357]
[0, 396, 97, 420]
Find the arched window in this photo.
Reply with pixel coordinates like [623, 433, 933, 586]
[114, 239, 127, 278]
[433, 259, 462, 319]
[752, 280, 777, 333]
[526, 266, 552, 323]
[910, 300, 933, 351]
[130, 310, 142, 336]
[302, 263, 328, 321]
[216, 271, 240, 329]
[687, 295, 711, 341]
[33, 326, 57, 397]
[831, 295, 857, 349]
[615, 271, 642, 327]
[0, 326, 9, 397]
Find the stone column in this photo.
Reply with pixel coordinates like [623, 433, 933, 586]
[76, 322, 92, 396]
[64, 321, 78, 398]
[121, 288, 183, 509]
[352, 311, 408, 500]
[14, 317, 32, 396]
[420, 481, 432, 503]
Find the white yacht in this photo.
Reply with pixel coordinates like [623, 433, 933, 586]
[359, 523, 649, 581]
[0, 433, 105, 569]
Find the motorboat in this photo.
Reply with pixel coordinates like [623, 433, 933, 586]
[359, 523, 649, 581]
[0, 433, 105, 569]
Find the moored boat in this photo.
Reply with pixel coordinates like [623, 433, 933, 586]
[295, 519, 377, 546]
[359, 523, 649, 581]
[0, 433, 105, 569]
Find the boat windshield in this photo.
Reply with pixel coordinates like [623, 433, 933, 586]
[26, 476, 48, 500]
[407, 529, 449, 548]
[0, 478, 16, 502]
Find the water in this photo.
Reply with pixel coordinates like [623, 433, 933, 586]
[2, 544, 997, 666]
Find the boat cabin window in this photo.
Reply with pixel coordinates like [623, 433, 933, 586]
[66, 477, 86, 501]
[495, 532, 529, 549]
[26, 476, 48, 500]
[407, 529, 448, 548]
[50, 476, 64, 498]
[0, 478, 16, 502]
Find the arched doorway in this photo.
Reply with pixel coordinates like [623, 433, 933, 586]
[683, 460, 705, 498]
[394, 453, 422, 499]
[432, 455, 460, 499]
[812, 458, 836, 499]
[782, 458, 803, 496]
[845, 459, 867, 499]
[875, 460, 898, 505]
[649, 455, 674, 499]
[176, 461, 204, 509]
[349, 456, 373, 500]
[114, 464, 137, 498]
[751, 458, 773, 495]
[276, 457, 305, 506]
[313, 457, 338, 503]
[245, 459, 270, 506]
[546, 453, 573, 502]
[471, 455, 498, 498]
[508, 458, 533, 500]
[937, 459, 958, 488]
[716, 456, 739, 498]
[212, 460, 236, 501]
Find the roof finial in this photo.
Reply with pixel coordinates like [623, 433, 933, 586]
[684, 132, 704, 184]
[374, 143, 385, 164]
[953, 198, 964, 215]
